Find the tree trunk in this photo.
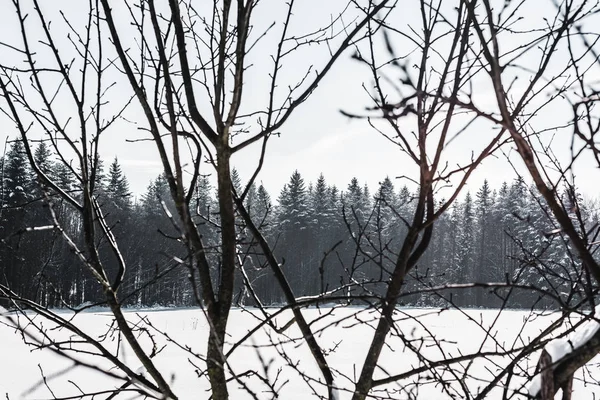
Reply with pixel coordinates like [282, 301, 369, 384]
[206, 148, 236, 399]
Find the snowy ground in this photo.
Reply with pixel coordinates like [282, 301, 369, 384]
[1, 306, 599, 399]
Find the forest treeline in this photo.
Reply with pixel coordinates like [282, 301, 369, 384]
[1, 139, 597, 309]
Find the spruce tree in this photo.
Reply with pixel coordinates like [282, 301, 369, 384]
[255, 184, 272, 228]
[1, 140, 34, 300]
[458, 192, 476, 305]
[252, 183, 278, 303]
[135, 174, 181, 305]
[310, 174, 335, 291]
[277, 170, 311, 295]
[4, 139, 32, 208]
[34, 142, 53, 176]
[371, 177, 398, 285]
[475, 180, 493, 306]
[231, 167, 242, 194]
[106, 157, 131, 211]
[312, 174, 331, 230]
[90, 156, 106, 194]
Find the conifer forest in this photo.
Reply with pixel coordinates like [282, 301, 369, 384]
[2, 139, 595, 310]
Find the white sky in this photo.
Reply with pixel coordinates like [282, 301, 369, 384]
[0, 0, 598, 200]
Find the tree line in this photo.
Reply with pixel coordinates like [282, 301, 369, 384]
[2, 138, 594, 310]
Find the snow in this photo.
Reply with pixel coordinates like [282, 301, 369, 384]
[0, 307, 599, 399]
[132, 364, 165, 399]
[528, 305, 600, 397]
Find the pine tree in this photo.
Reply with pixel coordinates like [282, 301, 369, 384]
[249, 183, 279, 303]
[343, 177, 373, 230]
[345, 178, 363, 212]
[41, 157, 81, 306]
[52, 162, 76, 195]
[231, 167, 242, 194]
[134, 174, 182, 305]
[362, 182, 372, 212]
[370, 177, 398, 284]
[277, 171, 311, 295]
[90, 156, 106, 194]
[278, 171, 309, 229]
[494, 181, 511, 274]
[458, 192, 476, 305]
[195, 175, 215, 222]
[430, 198, 454, 297]
[255, 184, 272, 228]
[4, 139, 33, 208]
[244, 183, 258, 216]
[29, 143, 59, 305]
[34, 142, 53, 176]
[506, 177, 528, 277]
[106, 157, 131, 211]
[0, 140, 35, 301]
[309, 174, 336, 291]
[312, 174, 331, 229]
[328, 185, 341, 220]
[141, 174, 170, 219]
[475, 180, 493, 306]
[397, 184, 414, 233]
[374, 177, 398, 236]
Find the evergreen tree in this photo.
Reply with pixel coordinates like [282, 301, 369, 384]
[344, 177, 365, 216]
[231, 168, 242, 194]
[506, 177, 528, 277]
[277, 171, 311, 295]
[250, 183, 279, 303]
[195, 175, 215, 222]
[370, 177, 399, 284]
[34, 142, 53, 176]
[494, 181, 511, 274]
[362, 182, 372, 212]
[90, 156, 106, 194]
[374, 177, 398, 236]
[105, 157, 131, 211]
[98, 157, 134, 300]
[4, 140, 32, 207]
[278, 171, 309, 229]
[54, 165, 82, 306]
[430, 198, 454, 296]
[324, 184, 346, 291]
[255, 184, 272, 228]
[309, 174, 337, 291]
[475, 180, 493, 306]
[0, 140, 34, 300]
[397, 185, 414, 233]
[457, 192, 476, 305]
[312, 174, 331, 230]
[134, 174, 181, 305]
[52, 162, 76, 195]
[29, 143, 60, 305]
[244, 183, 258, 216]
[141, 174, 170, 219]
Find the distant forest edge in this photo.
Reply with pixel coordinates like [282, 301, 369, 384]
[1, 139, 597, 309]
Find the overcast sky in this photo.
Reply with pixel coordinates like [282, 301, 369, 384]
[0, 0, 597, 201]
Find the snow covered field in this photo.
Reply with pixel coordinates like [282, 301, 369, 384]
[1, 306, 598, 399]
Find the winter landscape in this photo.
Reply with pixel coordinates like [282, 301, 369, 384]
[1, 0, 600, 399]
[2, 306, 600, 399]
